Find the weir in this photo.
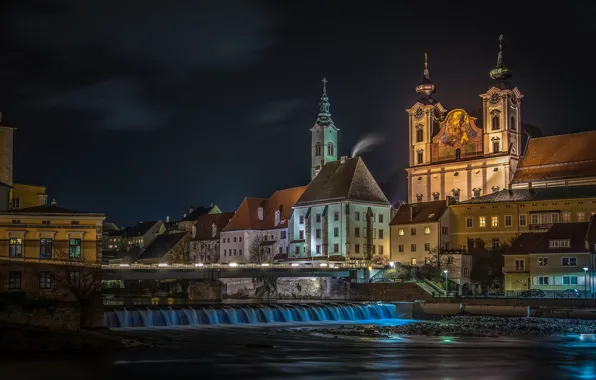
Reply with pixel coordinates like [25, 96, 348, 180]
[105, 303, 402, 328]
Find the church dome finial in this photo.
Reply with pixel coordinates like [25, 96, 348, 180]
[489, 34, 512, 81]
[416, 52, 436, 95]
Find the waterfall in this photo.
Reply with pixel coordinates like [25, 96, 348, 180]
[105, 303, 401, 328]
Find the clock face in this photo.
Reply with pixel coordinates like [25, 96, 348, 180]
[414, 107, 424, 119]
[490, 92, 500, 104]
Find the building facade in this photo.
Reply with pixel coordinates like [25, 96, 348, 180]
[220, 186, 307, 264]
[0, 204, 105, 300]
[289, 157, 391, 261]
[406, 37, 522, 204]
[10, 183, 47, 210]
[504, 221, 595, 295]
[189, 211, 234, 263]
[121, 220, 165, 251]
[311, 78, 338, 179]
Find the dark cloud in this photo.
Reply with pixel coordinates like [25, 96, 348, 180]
[251, 98, 305, 139]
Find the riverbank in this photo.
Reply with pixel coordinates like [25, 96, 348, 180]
[313, 316, 596, 338]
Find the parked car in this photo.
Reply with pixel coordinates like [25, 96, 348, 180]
[520, 289, 546, 298]
[556, 289, 581, 298]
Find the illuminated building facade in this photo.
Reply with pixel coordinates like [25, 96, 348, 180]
[406, 36, 523, 203]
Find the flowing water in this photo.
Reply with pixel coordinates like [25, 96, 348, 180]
[104, 302, 401, 328]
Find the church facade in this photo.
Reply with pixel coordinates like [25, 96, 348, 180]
[406, 37, 523, 204]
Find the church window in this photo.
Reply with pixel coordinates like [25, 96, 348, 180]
[492, 115, 500, 131]
[327, 143, 334, 156]
[416, 194, 423, 202]
[315, 143, 322, 156]
[455, 148, 461, 160]
[473, 188, 481, 198]
[416, 129, 423, 143]
[452, 189, 460, 202]
[432, 192, 440, 201]
[493, 141, 500, 153]
[510, 116, 516, 131]
[417, 151, 423, 164]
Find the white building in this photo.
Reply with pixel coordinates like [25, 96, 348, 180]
[289, 156, 391, 261]
[219, 186, 307, 263]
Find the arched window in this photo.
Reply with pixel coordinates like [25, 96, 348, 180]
[492, 115, 500, 131]
[416, 129, 423, 143]
[493, 141, 500, 153]
[327, 142, 334, 156]
[455, 148, 461, 160]
[417, 150, 423, 164]
[315, 143, 322, 156]
[510, 116, 516, 131]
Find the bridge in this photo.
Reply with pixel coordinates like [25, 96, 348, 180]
[102, 262, 386, 281]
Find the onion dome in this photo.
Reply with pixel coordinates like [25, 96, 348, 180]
[416, 53, 436, 96]
[489, 34, 513, 81]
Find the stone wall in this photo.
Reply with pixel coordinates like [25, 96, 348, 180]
[220, 277, 347, 300]
[188, 280, 224, 302]
[0, 304, 81, 330]
[348, 283, 433, 302]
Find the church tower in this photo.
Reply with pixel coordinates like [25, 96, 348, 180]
[480, 35, 523, 179]
[311, 78, 338, 179]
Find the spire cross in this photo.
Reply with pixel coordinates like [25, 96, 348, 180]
[499, 34, 504, 51]
[424, 52, 428, 69]
[321, 77, 328, 97]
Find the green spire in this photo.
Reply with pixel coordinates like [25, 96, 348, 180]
[319, 77, 331, 117]
[489, 34, 512, 81]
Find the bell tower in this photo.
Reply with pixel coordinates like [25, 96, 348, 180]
[311, 77, 338, 179]
[480, 35, 523, 182]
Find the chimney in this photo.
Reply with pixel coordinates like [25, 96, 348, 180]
[189, 207, 194, 214]
[340, 156, 347, 164]
[409, 205, 417, 221]
[445, 196, 451, 206]
[50, 199, 57, 206]
[183, 213, 187, 218]
[166, 216, 170, 223]
[210, 201, 214, 208]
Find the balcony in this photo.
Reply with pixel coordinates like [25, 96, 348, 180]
[502, 266, 529, 274]
[529, 223, 553, 231]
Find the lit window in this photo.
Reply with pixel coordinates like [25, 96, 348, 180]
[491, 216, 499, 227]
[411, 258, 417, 265]
[561, 257, 577, 266]
[69, 239, 81, 259]
[551, 213, 559, 224]
[424, 227, 430, 235]
[11, 197, 20, 209]
[562, 212, 571, 223]
[562, 276, 578, 285]
[398, 229, 404, 236]
[9, 237, 23, 258]
[40, 238, 53, 259]
[537, 257, 548, 267]
[578, 212, 585, 222]
[479, 216, 486, 228]
[550, 240, 570, 248]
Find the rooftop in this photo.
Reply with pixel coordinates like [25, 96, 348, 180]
[122, 221, 161, 238]
[390, 200, 448, 225]
[0, 204, 103, 216]
[459, 185, 596, 204]
[296, 157, 389, 206]
[193, 212, 234, 240]
[136, 232, 188, 260]
[506, 223, 591, 255]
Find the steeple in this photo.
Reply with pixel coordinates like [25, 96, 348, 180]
[416, 53, 436, 96]
[489, 34, 512, 81]
[316, 77, 333, 126]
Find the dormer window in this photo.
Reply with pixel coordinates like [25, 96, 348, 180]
[432, 192, 440, 201]
[492, 186, 500, 193]
[416, 194, 423, 203]
[452, 189, 460, 202]
[274, 210, 281, 226]
[258, 207, 264, 221]
[473, 188, 481, 198]
[550, 240, 571, 249]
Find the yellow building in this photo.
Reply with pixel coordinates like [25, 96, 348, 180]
[10, 183, 47, 209]
[504, 221, 595, 296]
[0, 203, 105, 299]
[446, 185, 596, 253]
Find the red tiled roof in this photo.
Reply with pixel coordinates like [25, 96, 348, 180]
[512, 130, 596, 183]
[192, 212, 234, 240]
[222, 186, 307, 232]
[389, 200, 447, 225]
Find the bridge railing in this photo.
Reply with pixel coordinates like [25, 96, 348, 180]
[102, 262, 386, 270]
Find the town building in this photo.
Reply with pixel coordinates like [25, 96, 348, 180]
[406, 37, 525, 204]
[389, 199, 471, 285]
[176, 203, 222, 233]
[289, 156, 391, 261]
[189, 211, 234, 263]
[10, 183, 47, 210]
[0, 204, 105, 300]
[220, 186, 307, 264]
[102, 222, 122, 252]
[120, 220, 165, 251]
[504, 220, 596, 296]
[446, 185, 596, 254]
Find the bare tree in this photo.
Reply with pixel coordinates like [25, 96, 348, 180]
[249, 234, 274, 264]
[168, 237, 191, 264]
[51, 249, 103, 328]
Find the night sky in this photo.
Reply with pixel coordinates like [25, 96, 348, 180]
[0, 1, 595, 226]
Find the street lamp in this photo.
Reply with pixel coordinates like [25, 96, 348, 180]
[584, 266, 589, 297]
[443, 269, 448, 297]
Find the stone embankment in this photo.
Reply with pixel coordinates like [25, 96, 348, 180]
[313, 316, 596, 338]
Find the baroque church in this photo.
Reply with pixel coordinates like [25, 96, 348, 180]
[406, 36, 523, 203]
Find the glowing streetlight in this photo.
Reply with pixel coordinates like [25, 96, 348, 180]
[443, 270, 449, 297]
[389, 261, 395, 268]
[584, 266, 589, 297]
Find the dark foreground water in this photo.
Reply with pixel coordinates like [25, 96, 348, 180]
[2, 321, 596, 380]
